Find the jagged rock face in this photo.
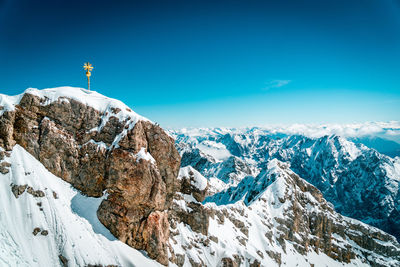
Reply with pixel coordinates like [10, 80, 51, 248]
[169, 166, 210, 237]
[263, 135, 400, 241]
[169, 160, 400, 266]
[0, 91, 180, 265]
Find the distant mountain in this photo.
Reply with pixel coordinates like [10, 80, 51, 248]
[351, 136, 400, 158]
[172, 128, 400, 242]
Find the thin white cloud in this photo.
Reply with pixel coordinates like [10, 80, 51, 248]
[174, 121, 400, 143]
[263, 80, 291, 90]
[257, 121, 400, 142]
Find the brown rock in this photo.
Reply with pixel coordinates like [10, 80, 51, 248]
[142, 211, 170, 265]
[249, 259, 261, 267]
[26, 186, 45, 198]
[11, 184, 27, 198]
[142, 122, 181, 207]
[1, 161, 11, 168]
[33, 227, 41, 236]
[0, 92, 181, 265]
[210, 235, 219, 243]
[58, 254, 68, 267]
[0, 161, 11, 174]
[0, 166, 9, 174]
[221, 257, 239, 267]
[0, 110, 16, 150]
[111, 107, 121, 114]
[41, 230, 48, 236]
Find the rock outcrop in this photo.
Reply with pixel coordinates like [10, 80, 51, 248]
[169, 166, 210, 236]
[0, 88, 180, 265]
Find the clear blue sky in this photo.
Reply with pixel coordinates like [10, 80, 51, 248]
[0, 0, 399, 128]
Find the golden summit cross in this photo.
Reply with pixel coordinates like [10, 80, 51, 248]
[83, 62, 93, 90]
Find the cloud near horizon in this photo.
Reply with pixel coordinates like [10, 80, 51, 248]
[176, 121, 400, 143]
[263, 80, 291, 90]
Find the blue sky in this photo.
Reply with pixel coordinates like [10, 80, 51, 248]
[0, 0, 399, 128]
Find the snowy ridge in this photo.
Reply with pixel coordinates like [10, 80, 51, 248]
[173, 128, 400, 242]
[0, 86, 149, 127]
[0, 87, 151, 151]
[170, 158, 400, 266]
[0, 145, 159, 267]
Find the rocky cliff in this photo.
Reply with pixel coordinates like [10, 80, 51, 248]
[0, 87, 180, 265]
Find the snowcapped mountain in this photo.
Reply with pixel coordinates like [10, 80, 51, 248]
[351, 136, 400, 158]
[169, 162, 400, 266]
[1, 87, 400, 266]
[172, 128, 400, 242]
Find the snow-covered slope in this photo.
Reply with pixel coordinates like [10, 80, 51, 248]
[0, 145, 160, 266]
[172, 128, 400, 241]
[169, 159, 400, 266]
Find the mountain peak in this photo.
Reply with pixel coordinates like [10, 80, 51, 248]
[0, 87, 181, 265]
[0, 86, 148, 124]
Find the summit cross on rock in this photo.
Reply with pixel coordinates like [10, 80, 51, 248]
[83, 62, 93, 90]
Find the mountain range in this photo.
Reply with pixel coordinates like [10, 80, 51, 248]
[0, 87, 399, 266]
[173, 128, 400, 242]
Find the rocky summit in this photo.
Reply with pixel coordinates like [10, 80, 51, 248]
[0, 87, 180, 265]
[0, 88, 400, 266]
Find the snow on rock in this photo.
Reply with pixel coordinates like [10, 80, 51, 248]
[173, 128, 400, 241]
[27, 87, 147, 123]
[0, 87, 149, 142]
[0, 93, 24, 116]
[178, 166, 208, 191]
[135, 147, 156, 164]
[0, 145, 160, 267]
[169, 159, 400, 266]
